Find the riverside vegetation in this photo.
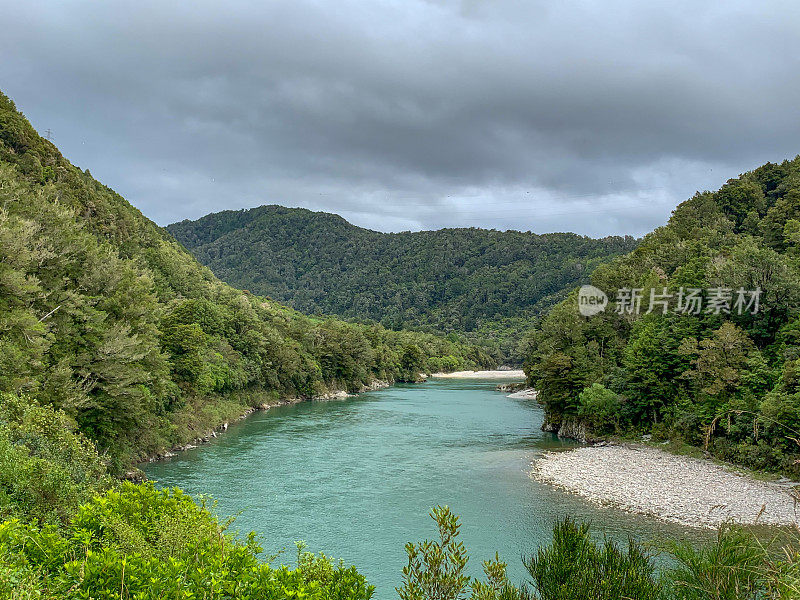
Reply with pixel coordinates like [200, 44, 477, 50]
[4, 394, 799, 600]
[4, 399, 800, 600]
[2, 85, 800, 599]
[525, 157, 800, 478]
[398, 508, 800, 600]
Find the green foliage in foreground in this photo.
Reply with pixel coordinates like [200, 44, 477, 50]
[0, 402, 373, 599]
[400, 508, 800, 600]
[398, 505, 524, 600]
[526, 518, 662, 600]
[0, 483, 374, 600]
[665, 525, 800, 599]
[528, 518, 800, 600]
[0, 395, 108, 526]
[526, 157, 800, 476]
[668, 527, 771, 600]
[0, 89, 492, 469]
[167, 206, 636, 364]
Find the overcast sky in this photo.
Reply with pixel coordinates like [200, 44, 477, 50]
[2, 1, 799, 237]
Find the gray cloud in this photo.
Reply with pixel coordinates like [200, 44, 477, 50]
[2, 0, 799, 236]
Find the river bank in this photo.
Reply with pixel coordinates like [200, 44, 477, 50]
[138, 371, 523, 472]
[140, 373, 525, 470]
[532, 444, 800, 528]
[135, 379, 389, 471]
[431, 369, 525, 379]
[506, 388, 538, 399]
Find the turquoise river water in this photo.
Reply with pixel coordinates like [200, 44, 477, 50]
[143, 378, 703, 598]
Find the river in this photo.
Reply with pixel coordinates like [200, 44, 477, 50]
[143, 378, 701, 598]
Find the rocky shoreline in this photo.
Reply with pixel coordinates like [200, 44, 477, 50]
[532, 444, 800, 528]
[541, 415, 592, 443]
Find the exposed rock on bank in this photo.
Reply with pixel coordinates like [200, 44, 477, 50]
[541, 415, 591, 442]
[496, 382, 527, 393]
[532, 444, 800, 528]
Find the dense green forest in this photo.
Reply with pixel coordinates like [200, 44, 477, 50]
[167, 207, 636, 363]
[0, 90, 494, 470]
[525, 157, 800, 476]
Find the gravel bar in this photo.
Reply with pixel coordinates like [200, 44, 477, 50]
[532, 445, 800, 528]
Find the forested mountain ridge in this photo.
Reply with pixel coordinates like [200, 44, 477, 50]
[167, 206, 637, 361]
[0, 90, 493, 469]
[525, 156, 800, 476]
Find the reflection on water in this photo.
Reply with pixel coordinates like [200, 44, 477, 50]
[143, 379, 708, 599]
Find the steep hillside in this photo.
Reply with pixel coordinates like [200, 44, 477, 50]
[168, 206, 637, 361]
[0, 91, 493, 469]
[525, 157, 800, 475]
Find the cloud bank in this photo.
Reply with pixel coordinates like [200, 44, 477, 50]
[2, 0, 799, 236]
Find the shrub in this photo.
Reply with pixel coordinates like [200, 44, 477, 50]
[398, 505, 523, 600]
[667, 526, 767, 600]
[0, 482, 375, 599]
[0, 394, 108, 525]
[525, 517, 662, 600]
[577, 384, 622, 434]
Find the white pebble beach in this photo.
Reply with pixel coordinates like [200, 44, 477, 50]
[532, 444, 800, 528]
[430, 369, 526, 379]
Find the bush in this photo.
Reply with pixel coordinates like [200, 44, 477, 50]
[667, 526, 767, 600]
[525, 518, 662, 600]
[577, 384, 622, 434]
[0, 482, 375, 599]
[0, 394, 108, 525]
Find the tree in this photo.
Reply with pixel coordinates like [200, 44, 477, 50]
[401, 344, 426, 377]
[623, 317, 694, 425]
[679, 323, 754, 402]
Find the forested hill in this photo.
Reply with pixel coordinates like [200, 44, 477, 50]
[0, 90, 493, 470]
[167, 207, 637, 360]
[526, 156, 800, 476]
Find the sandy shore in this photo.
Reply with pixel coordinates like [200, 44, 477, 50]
[431, 369, 526, 379]
[532, 444, 800, 528]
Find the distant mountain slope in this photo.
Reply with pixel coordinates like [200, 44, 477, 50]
[168, 207, 637, 360]
[0, 90, 493, 469]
